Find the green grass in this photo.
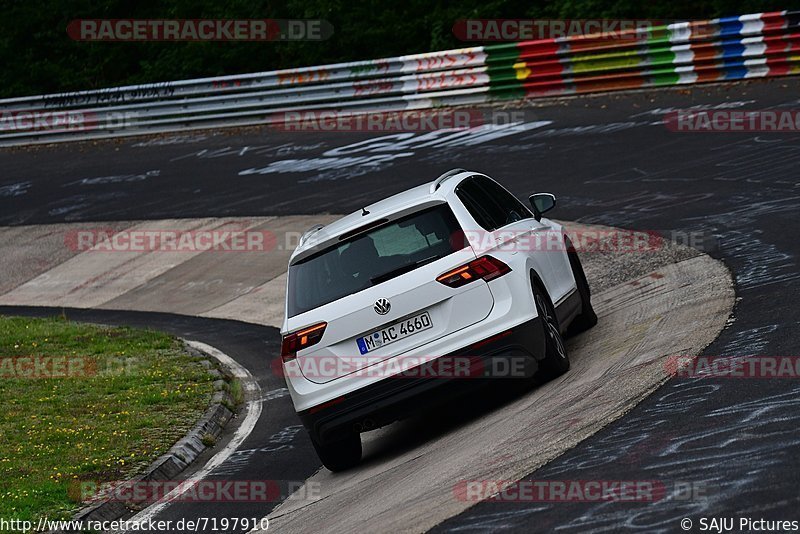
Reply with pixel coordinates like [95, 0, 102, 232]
[0, 315, 217, 524]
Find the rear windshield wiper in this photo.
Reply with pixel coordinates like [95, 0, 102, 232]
[370, 255, 440, 285]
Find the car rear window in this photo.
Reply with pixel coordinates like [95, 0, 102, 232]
[288, 204, 464, 317]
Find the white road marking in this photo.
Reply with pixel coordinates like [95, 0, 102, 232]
[260, 387, 290, 402]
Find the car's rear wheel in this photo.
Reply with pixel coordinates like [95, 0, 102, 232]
[566, 239, 598, 335]
[310, 432, 362, 472]
[532, 281, 570, 377]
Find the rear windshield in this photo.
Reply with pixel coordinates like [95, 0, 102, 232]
[288, 204, 464, 317]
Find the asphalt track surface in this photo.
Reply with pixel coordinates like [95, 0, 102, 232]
[2, 76, 800, 532]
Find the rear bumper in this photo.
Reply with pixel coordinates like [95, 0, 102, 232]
[298, 317, 545, 444]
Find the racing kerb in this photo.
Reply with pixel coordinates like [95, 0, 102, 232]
[1, 10, 799, 145]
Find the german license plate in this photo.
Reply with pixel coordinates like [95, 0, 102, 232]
[356, 312, 432, 355]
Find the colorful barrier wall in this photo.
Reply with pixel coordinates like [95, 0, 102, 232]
[1, 11, 798, 146]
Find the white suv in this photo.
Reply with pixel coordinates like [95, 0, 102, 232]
[280, 169, 596, 471]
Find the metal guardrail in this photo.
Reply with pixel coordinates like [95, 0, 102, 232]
[1, 11, 798, 146]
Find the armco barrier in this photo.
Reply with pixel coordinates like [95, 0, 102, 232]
[1, 11, 799, 146]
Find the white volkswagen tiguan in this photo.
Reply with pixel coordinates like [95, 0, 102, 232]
[280, 169, 596, 471]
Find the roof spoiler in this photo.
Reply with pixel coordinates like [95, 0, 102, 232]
[298, 224, 325, 247]
[430, 168, 467, 193]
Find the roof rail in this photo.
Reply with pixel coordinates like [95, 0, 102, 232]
[298, 224, 325, 247]
[430, 168, 467, 193]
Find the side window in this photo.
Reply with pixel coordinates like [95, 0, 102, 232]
[458, 189, 491, 230]
[456, 176, 532, 231]
[474, 176, 532, 225]
[456, 178, 505, 231]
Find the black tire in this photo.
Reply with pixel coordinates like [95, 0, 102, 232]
[532, 281, 570, 377]
[310, 432, 362, 472]
[566, 242, 598, 335]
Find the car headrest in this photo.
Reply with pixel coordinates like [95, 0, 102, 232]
[339, 237, 379, 276]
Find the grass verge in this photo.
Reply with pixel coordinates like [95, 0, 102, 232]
[0, 315, 218, 524]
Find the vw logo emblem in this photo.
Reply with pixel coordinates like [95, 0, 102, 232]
[374, 298, 391, 315]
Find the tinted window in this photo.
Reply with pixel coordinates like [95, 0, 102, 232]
[456, 176, 531, 231]
[288, 204, 464, 316]
[456, 178, 505, 231]
[476, 177, 532, 224]
[456, 181, 497, 230]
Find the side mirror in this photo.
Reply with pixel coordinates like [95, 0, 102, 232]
[529, 193, 556, 222]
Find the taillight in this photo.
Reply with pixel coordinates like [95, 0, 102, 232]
[436, 255, 511, 288]
[281, 322, 327, 362]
